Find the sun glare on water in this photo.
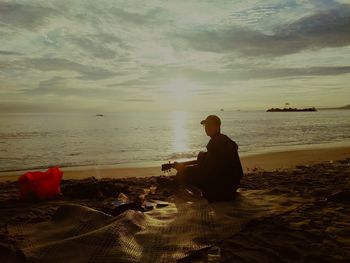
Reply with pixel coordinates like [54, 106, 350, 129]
[171, 111, 189, 154]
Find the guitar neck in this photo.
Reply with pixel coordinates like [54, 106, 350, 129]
[161, 159, 198, 171]
[181, 159, 198, 166]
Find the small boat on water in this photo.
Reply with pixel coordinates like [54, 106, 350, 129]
[95, 114, 104, 117]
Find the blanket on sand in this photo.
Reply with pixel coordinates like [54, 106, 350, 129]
[9, 189, 308, 262]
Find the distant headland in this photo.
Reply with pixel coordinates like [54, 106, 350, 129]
[267, 104, 350, 112]
[320, 104, 350, 110]
[267, 107, 317, 112]
[267, 103, 317, 112]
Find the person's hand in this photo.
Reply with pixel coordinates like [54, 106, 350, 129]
[174, 162, 185, 171]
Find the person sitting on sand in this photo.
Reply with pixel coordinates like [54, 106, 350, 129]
[174, 115, 243, 202]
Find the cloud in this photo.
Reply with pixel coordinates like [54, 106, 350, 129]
[68, 33, 127, 60]
[231, 66, 350, 80]
[29, 76, 65, 95]
[0, 0, 349, 112]
[24, 58, 116, 80]
[0, 50, 22, 56]
[178, 4, 350, 56]
[141, 63, 350, 83]
[25, 76, 132, 99]
[110, 7, 169, 26]
[124, 99, 153, 102]
[0, 2, 56, 30]
[0, 101, 67, 113]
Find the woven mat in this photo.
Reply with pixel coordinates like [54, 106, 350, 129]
[9, 189, 306, 263]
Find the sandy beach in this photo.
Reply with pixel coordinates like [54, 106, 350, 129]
[1, 145, 350, 262]
[1, 145, 350, 182]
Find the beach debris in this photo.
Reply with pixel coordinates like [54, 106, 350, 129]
[18, 167, 63, 200]
[117, 192, 128, 203]
[106, 192, 144, 215]
[61, 178, 129, 199]
[112, 193, 129, 207]
[155, 201, 169, 208]
[150, 186, 157, 194]
[137, 186, 161, 211]
[110, 192, 130, 208]
[207, 246, 221, 262]
[106, 192, 157, 215]
[246, 166, 261, 172]
[143, 201, 155, 210]
[139, 186, 157, 204]
[108, 201, 142, 216]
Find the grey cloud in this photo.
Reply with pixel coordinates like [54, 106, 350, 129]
[0, 98, 102, 112]
[247, 66, 350, 79]
[28, 76, 65, 95]
[0, 2, 56, 30]
[109, 78, 151, 88]
[68, 33, 128, 60]
[151, 64, 350, 83]
[198, 65, 350, 81]
[277, 6, 350, 42]
[0, 101, 70, 113]
[124, 99, 153, 102]
[25, 76, 128, 97]
[25, 58, 116, 80]
[178, 5, 350, 56]
[110, 7, 170, 26]
[0, 50, 22, 56]
[70, 37, 117, 60]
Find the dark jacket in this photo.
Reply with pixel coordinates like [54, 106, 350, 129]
[199, 133, 243, 188]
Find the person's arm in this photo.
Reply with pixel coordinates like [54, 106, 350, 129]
[173, 159, 198, 171]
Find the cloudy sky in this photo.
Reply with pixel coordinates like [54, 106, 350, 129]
[1, 0, 350, 112]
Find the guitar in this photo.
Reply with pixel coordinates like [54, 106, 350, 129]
[161, 160, 198, 172]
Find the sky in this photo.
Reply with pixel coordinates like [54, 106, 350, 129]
[1, 0, 350, 112]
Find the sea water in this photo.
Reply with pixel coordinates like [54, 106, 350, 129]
[0, 110, 349, 172]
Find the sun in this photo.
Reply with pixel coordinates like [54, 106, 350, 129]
[165, 77, 195, 101]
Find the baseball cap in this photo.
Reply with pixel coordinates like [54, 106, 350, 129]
[200, 115, 221, 126]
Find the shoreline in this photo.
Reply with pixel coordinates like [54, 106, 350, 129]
[1, 145, 350, 182]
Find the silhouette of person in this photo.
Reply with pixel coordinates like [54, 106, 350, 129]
[174, 115, 243, 202]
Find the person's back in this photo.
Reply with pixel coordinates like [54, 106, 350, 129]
[199, 133, 243, 201]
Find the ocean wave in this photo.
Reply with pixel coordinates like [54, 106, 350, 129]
[1, 111, 349, 173]
[0, 131, 51, 139]
[168, 151, 197, 160]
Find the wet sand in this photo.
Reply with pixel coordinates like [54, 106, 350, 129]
[0, 146, 350, 262]
[1, 145, 350, 182]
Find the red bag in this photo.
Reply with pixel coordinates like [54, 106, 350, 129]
[18, 167, 63, 200]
